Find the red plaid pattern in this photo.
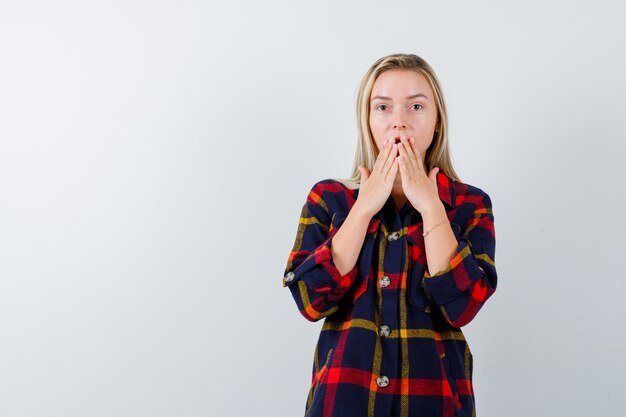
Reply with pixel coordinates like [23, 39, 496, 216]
[282, 171, 497, 417]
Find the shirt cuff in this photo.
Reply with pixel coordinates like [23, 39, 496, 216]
[282, 213, 359, 301]
[421, 238, 484, 305]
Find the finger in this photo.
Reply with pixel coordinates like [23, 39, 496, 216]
[371, 139, 387, 173]
[409, 137, 425, 172]
[397, 137, 417, 176]
[359, 165, 370, 182]
[397, 152, 410, 184]
[404, 136, 420, 173]
[427, 166, 439, 184]
[402, 137, 421, 174]
[386, 155, 399, 182]
[380, 141, 398, 175]
[373, 138, 394, 174]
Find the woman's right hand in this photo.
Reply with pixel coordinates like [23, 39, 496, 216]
[355, 138, 399, 218]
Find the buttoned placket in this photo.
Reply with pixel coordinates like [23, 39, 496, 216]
[372, 197, 419, 401]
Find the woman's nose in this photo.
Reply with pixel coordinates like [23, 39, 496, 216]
[393, 121, 406, 129]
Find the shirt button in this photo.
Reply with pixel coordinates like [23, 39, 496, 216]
[379, 276, 390, 287]
[377, 375, 389, 387]
[284, 271, 295, 283]
[387, 232, 399, 241]
[379, 325, 390, 337]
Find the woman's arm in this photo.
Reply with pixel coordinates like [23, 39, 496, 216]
[421, 200, 459, 275]
[421, 192, 498, 327]
[282, 181, 370, 322]
[330, 200, 371, 276]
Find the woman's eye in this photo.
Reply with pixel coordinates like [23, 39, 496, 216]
[411, 104, 422, 110]
[376, 104, 388, 111]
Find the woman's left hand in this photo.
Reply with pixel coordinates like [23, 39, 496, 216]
[397, 136, 442, 214]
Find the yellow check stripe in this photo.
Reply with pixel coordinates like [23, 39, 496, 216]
[322, 319, 466, 341]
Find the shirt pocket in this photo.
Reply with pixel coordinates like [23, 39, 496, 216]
[350, 217, 381, 304]
[440, 352, 462, 412]
[405, 224, 431, 312]
[406, 266, 432, 312]
[308, 347, 335, 412]
[405, 221, 463, 312]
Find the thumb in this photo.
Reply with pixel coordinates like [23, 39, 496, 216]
[428, 166, 440, 183]
[358, 165, 370, 182]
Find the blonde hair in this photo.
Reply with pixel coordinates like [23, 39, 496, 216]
[334, 53, 460, 189]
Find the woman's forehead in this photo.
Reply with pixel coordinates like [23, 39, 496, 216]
[371, 70, 432, 99]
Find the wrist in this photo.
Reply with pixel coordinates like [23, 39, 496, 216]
[420, 199, 446, 219]
[351, 200, 375, 221]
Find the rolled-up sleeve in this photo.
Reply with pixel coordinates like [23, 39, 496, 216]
[282, 183, 359, 322]
[421, 193, 497, 327]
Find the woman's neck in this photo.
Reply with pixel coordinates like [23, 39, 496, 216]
[391, 183, 408, 208]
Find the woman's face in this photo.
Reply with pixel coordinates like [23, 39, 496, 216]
[368, 69, 438, 163]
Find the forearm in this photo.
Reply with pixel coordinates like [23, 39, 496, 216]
[422, 200, 458, 275]
[330, 201, 372, 276]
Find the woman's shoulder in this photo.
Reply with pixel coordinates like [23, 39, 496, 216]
[449, 175, 493, 211]
[308, 177, 355, 194]
[305, 178, 356, 214]
[453, 177, 489, 196]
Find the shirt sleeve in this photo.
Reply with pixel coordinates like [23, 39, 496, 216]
[421, 192, 497, 327]
[281, 182, 360, 322]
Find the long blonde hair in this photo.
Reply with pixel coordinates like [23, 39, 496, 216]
[335, 53, 460, 189]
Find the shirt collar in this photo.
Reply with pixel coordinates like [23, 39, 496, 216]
[436, 170, 456, 209]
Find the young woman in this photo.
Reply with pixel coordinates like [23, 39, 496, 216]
[282, 53, 498, 417]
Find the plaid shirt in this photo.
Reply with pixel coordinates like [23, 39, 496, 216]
[282, 171, 497, 417]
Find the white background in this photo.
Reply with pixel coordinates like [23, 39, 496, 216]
[1, 1, 625, 416]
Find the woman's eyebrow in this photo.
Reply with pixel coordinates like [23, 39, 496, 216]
[370, 93, 429, 101]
